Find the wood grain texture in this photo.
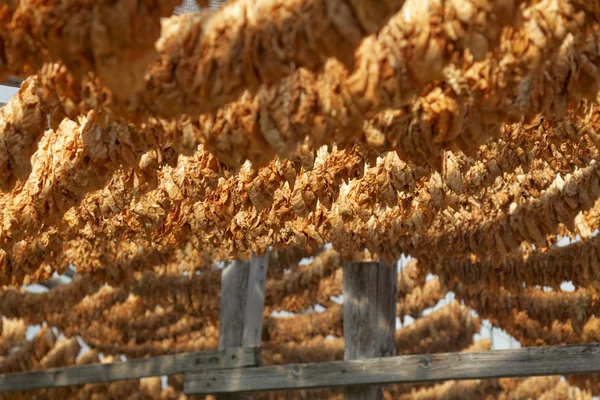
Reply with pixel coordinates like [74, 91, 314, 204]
[0, 347, 259, 393]
[184, 344, 600, 394]
[217, 254, 268, 400]
[218, 254, 268, 349]
[243, 254, 268, 346]
[343, 260, 397, 400]
[219, 260, 250, 349]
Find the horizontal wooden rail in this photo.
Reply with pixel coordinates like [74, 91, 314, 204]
[185, 343, 600, 394]
[5, 343, 600, 394]
[0, 347, 259, 393]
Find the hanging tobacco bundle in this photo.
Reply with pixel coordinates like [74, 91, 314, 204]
[458, 294, 600, 347]
[398, 259, 427, 297]
[133, 0, 410, 117]
[31, 0, 418, 125]
[395, 302, 480, 356]
[0, 251, 348, 349]
[262, 302, 479, 367]
[454, 281, 597, 329]
[0, 276, 99, 324]
[0, 0, 179, 95]
[76, 315, 219, 358]
[196, 0, 587, 169]
[33, 0, 525, 164]
[398, 277, 447, 318]
[0, 318, 26, 357]
[0, 326, 56, 374]
[265, 249, 342, 312]
[263, 303, 343, 343]
[399, 380, 505, 400]
[3, 3, 600, 287]
[2, 102, 599, 286]
[432, 233, 600, 293]
[498, 376, 563, 400]
[24, 4, 596, 178]
[567, 375, 600, 397]
[0, 76, 46, 191]
[415, 140, 600, 265]
[262, 335, 344, 365]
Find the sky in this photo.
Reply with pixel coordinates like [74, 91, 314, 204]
[0, 85, 18, 104]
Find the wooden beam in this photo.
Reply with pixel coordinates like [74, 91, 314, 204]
[0, 347, 259, 393]
[1, 76, 23, 88]
[185, 343, 600, 394]
[343, 260, 397, 400]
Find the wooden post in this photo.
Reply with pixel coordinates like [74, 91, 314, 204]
[218, 254, 268, 399]
[209, 0, 227, 9]
[218, 254, 268, 349]
[343, 259, 397, 400]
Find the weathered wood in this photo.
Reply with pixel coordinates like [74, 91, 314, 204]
[343, 260, 397, 400]
[243, 254, 268, 346]
[218, 254, 268, 399]
[1, 76, 23, 88]
[185, 343, 600, 394]
[218, 254, 268, 349]
[0, 347, 259, 393]
[219, 260, 250, 349]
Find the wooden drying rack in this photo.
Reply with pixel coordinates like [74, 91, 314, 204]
[0, 255, 598, 399]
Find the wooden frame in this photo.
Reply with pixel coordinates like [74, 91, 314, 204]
[0, 347, 260, 393]
[2, 342, 600, 394]
[184, 343, 600, 394]
[2, 259, 598, 397]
